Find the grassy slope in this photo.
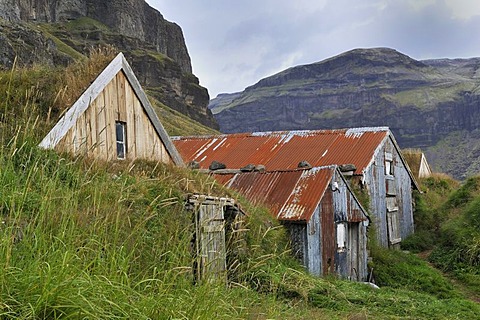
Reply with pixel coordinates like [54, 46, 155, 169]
[0, 57, 479, 319]
[0, 140, 479, 319]
[402, 174, 480, 301]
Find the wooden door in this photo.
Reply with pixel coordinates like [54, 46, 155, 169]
[194, 199, 227, 282]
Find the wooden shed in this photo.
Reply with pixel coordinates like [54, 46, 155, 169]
[39, 53, 183, 165]
[173, 127, 419, 248]
[214, 166, 370, 281]
[402, 149, 432, 179]
[186, 194, 245, 282]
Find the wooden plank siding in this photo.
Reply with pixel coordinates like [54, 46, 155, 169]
[40, 52, 183, 166]
[363, 137, 414, 248]
[188, 195, 245, 282]
[287, 169, 369, 281]
[55, 71, 172, 163]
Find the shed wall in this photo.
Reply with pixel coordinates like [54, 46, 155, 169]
[286, 171, 368, 281]
[332, 171, 368, 281]
[56, 71, 172, 163]
[364, 137, 414, 247]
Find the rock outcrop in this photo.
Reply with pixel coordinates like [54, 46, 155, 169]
[0, 0, 218, 129]
[0, 0, 191, 72]
[210, 48, 480, 179]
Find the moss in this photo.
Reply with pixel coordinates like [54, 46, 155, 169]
[386, 82, 477, 110]
[65, 17, 111, 33]
[149, 98, 219, 136]
[36, 25, 85, 60]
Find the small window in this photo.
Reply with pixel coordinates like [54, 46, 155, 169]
[116, 122, 126, 159]
[336, 222, 347, 252]
[385, 152, 394, 176]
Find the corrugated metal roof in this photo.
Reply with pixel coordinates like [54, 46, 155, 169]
[173, 127, 389, 174]
[213, 166, 336, 221]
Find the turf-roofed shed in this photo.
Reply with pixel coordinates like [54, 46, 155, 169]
[40, 52, 183, 166]
[214, 166, 369, 281]
[402, 149, 432, 179]
[173, 127, 419, 248]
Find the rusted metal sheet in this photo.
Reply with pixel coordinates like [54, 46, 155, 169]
[173, 128, 389, 174]
[320, 190, 336, 276]
[213, 166, 369, 280]
[215, 166, 335, 221]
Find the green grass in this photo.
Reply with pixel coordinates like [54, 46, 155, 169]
[1, 59, 480, 318]
[383, 82, 476, 110]
[36, 24, 85, 61]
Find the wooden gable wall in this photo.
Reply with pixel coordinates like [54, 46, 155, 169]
[56, 71, 172, 163]
[363, 136, 414, 248]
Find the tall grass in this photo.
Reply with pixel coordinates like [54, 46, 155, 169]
[1, 53, 479, 319]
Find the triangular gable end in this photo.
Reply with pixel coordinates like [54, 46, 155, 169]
[386, 132, 420, 191]
[39, 52, 184, 166]
[361, 129, 420, 191]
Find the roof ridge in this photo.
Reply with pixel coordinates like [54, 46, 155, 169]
[173, 127, 391, 141]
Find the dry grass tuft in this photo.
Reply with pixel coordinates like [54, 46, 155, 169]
[54, 45, 118, 116]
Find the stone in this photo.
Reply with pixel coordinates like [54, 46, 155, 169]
[187, 160, 200, 169]
[240, 164, 255, 172]
[339, 164, 356, 172]
[209, 161, 226, 171]
[298, 160, 312, 169]
[255, 164, 266, 172]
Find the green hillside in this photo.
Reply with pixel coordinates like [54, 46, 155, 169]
[0, 56, 479, 319]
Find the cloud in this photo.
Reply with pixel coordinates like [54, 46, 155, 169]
[147, 0, 480, 98]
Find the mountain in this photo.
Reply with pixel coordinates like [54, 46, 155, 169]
[0, 0, 219, 130]
[210, 48, 480, 179]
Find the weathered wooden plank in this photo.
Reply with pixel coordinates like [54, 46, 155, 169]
[78, 112, 87, 155]
[39, 54, 124, 149]
[307, 206, 322, 276]
[116, 72, 127, 122]
[95, 91, 108, 160]
[134, 98, 145, 159]
[84, 98, 96, 158]
[125, 79, 136, 158]
[104, 77, 117, 161]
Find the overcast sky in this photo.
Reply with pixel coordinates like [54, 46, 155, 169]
[146, 0, 480, 98]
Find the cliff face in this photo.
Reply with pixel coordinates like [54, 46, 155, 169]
[0, 0, 218, 129]
[210, 48, 480, 179]
[0, 0, 191, 72]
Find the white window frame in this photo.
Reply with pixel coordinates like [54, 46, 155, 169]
[336, 222, 347, 252]
[116, 121, 127, 160]
[385, 152, 394, 176]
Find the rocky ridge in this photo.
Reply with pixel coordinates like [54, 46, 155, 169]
[0, 0, 218, 129]
[210, 48, 480, 179]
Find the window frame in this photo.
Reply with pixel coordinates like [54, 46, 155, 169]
[336, 222, 347, 252]
[385, 152, 394, 176]
[115, 121, 127, 160]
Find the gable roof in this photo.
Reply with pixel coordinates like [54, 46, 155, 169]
[213, 166, 367, 222]
[174, 127, 392, 172]
[174, 127, 419, 190]
[39, 52, 184, 166]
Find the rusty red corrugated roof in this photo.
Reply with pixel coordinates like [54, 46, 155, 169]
[213, 166, 336, 221]
[172, 127, 389, 174]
